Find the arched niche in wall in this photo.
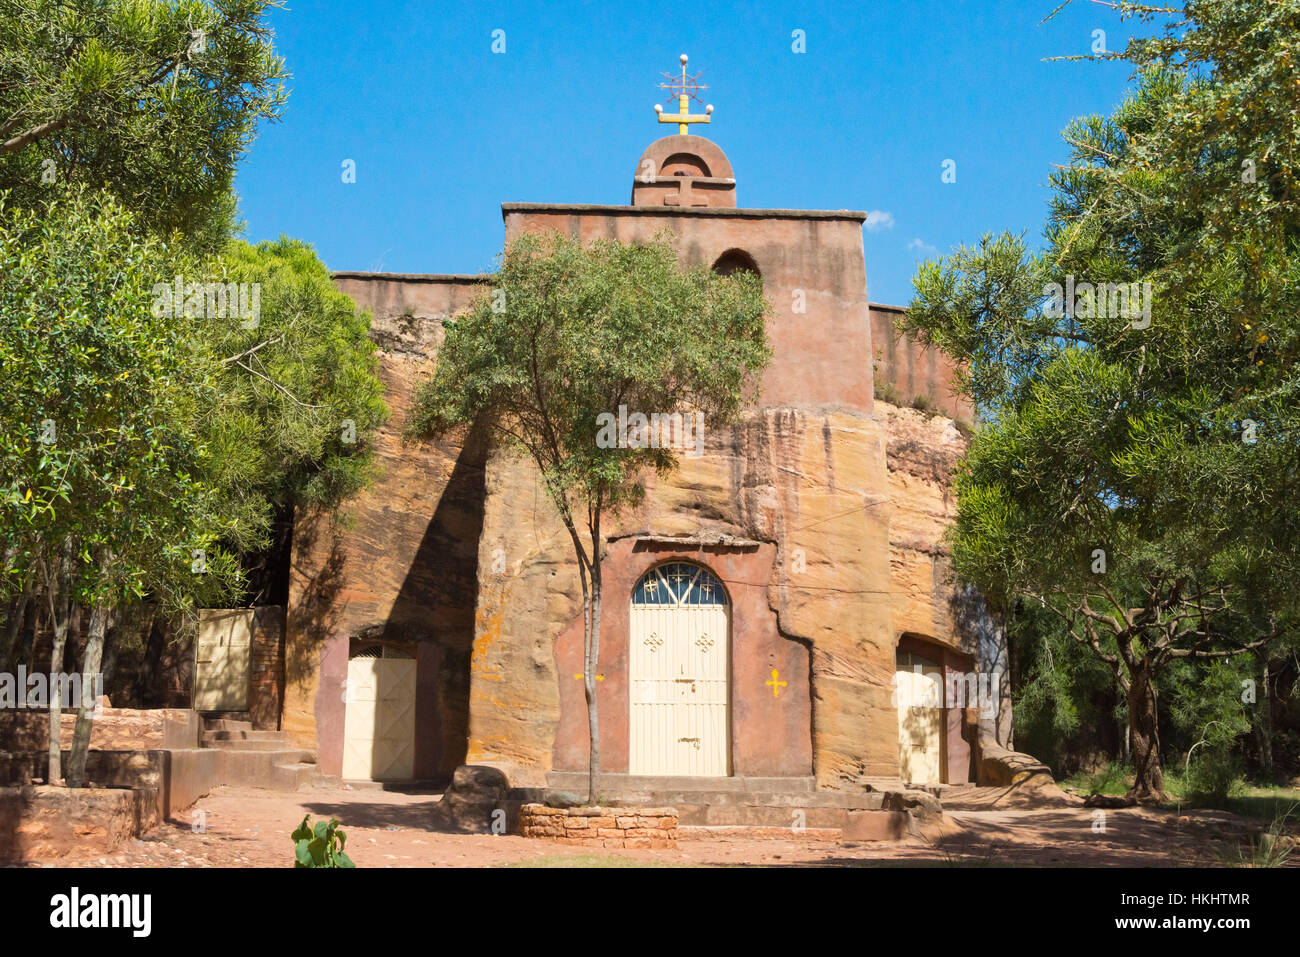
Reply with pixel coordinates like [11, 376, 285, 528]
[711, 248, 761, 279]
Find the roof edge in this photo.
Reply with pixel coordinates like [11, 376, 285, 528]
[331, 272, 490, 283]
[500, 202, 867, 222]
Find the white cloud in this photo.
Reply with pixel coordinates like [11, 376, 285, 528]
[864, 210, 895, 232]
[908, 238, 938, 256]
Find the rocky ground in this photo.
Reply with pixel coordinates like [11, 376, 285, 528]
[16, 783, 1294, 868]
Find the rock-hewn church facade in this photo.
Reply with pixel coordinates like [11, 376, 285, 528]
[281, 119, 1011, 793]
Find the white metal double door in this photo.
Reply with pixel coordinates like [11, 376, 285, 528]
[630, 594, 729, 776]
[342, 658, 416, 781]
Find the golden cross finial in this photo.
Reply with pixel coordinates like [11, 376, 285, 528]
[655, 53, 713, 135]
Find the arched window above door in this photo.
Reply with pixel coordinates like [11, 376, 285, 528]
[633, 561, 729, 606]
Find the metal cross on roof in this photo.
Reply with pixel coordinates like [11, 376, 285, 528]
[655, 53, 713, 135]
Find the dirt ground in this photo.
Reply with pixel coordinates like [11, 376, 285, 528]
[22, 782, 1294, 868]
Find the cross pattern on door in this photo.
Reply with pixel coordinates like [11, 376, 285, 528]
[632, 562, 728, 607]
[630, 561, 729, 776]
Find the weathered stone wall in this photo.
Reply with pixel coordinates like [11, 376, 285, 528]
[284, 275, 488, 778]
[284, 201, 987, 789]
[249, 606, 285, 731]
[0, 784, 159, 863]
[467, 406, 900, 787]
[0, 707, 199, 753]
[502, 204, 875, 415]
[871, 303, 974, 424]
[519, 804, 678, 848]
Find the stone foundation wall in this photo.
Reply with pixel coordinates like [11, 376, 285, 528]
[0, 707, 200, 753]
[0, 784, 159, 863]
[519, 804, 678, 848]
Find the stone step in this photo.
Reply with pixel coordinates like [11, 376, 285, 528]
[272, 762, 318, 791]
[630, 790, 891, 809]
[931, 785, 1015, 810]
[218, 749, 317, 789]
[201, 739, 294, 751]
[546, 772, 818, 797]
[679, 825, 843, 842]
[203, 717, 253, 733]
[201, 730, 291, 750]
[673, 802, 911, 830]
[202, 729, 287, 742]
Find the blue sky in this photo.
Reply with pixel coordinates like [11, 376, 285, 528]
[234, 0, 1152, 306]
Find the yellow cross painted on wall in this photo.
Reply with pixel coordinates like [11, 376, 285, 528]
[574, 673, 605, 682]
[765, 669, 787, 699]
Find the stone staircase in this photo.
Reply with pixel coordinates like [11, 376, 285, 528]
[199, 718, 321, 791]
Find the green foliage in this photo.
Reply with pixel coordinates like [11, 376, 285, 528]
[873, 379, 902, 405]
[901, 0, 1300, 797]
[908, 392, 935, 415]
[1224, 805, 1297, 868]
[291, 815, 354, 868]
[0, 186, 236, 614]
[1011, 601, 1119, 775]
[200, 237, 388, 568]
[0, 0, 287, 251]
[407, 231, 771, 521]
[1085, 761, 1133, 798]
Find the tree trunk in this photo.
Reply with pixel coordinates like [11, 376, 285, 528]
[1256, 656, 1274, 778]
[47, 598, 73, 786]
[586, 571, 603, 804]
[1, 590, 29, 672]
[1126, 665, 1166, 803]
[66, 604, 108, 788]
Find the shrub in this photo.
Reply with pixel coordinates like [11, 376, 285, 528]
[291, 815, 355, 868]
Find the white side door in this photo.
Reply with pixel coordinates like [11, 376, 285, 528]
[896, 659, 945, 784]
[343, 656, 416, 780]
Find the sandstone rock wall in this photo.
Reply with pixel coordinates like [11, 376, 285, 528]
[284, 278, 488, 778]
[286, 256, 992, 787]
[0, 784, 159, 863]
[465, 403, 978, 788]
